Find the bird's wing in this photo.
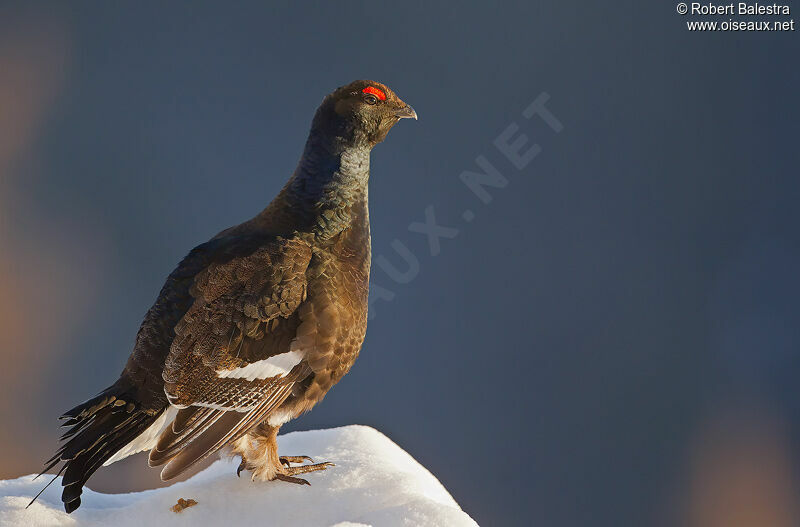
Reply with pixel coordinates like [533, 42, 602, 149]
[148, 235, 314, 479]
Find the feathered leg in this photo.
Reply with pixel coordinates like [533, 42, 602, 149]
[231, 423, 333, 484]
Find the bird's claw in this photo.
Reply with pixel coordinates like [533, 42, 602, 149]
[279, 455, 314, 467]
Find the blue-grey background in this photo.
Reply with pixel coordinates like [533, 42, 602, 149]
[1, 2, 799, 526]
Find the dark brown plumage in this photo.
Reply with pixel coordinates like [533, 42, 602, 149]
[35, 80, 416, 513]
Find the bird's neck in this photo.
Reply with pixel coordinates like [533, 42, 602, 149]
[258, 131, 371, 241]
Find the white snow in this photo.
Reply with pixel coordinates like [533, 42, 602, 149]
[0, 425, 478, 527]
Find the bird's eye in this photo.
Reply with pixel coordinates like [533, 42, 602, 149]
[364, 94, 378, 105]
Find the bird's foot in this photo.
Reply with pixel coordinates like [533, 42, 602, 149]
[235, 450, 333, 483]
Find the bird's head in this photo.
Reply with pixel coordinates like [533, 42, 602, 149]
[312, 80, 417, 149]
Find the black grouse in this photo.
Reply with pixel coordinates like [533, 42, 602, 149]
[34, 80, 417, 513]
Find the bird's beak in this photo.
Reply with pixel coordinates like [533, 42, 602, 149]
[394, 105, 418, 120]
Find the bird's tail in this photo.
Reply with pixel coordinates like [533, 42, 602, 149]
[29, 385, 157, 513]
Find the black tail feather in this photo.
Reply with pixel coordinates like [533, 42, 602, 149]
[60, 387, 119, 421]
[26, 464, 67, 510]
[31, 388, 158, 514]
[61, 415, 152, 508]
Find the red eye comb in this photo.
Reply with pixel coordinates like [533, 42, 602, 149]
[362, 86, 386, 101]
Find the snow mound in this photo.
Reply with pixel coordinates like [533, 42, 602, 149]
[0, 425, 477, 526]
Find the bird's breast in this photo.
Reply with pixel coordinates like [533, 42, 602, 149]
[292, 229, 370, 400]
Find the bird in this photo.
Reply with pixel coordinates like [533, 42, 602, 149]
[32, 80, 417, 513]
